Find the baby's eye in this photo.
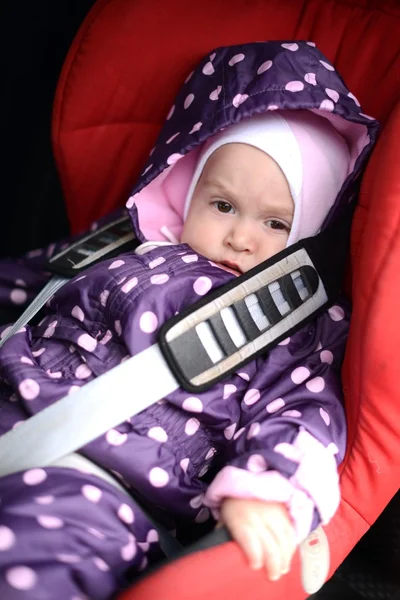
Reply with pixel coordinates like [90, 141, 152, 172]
[265, 219, 290, 231]
[213, 201, 235, 214]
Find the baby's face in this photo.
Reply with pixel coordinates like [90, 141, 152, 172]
[181, 143, 294, 275]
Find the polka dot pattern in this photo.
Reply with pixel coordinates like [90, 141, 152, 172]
[139, 311, 158, 333]
[193, 276, 212, 295]
[243, 388, 261, 406]
[6, 566, 37, 590]
[266, 398, 285, 413]
[185, 418, 200, 436]
[291, 367, 310, 384]
[18, 379, 40, 400]
[182, 397, 203, 413]
[149, 467, 170, 487]
[0, 526, 16, 550]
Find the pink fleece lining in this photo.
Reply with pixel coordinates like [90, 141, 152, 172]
[203, 430, 340, 543]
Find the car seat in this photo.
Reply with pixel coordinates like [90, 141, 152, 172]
[50, 0, 400, 598]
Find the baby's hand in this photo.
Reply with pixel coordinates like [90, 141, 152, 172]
[220, 498, 297, 582]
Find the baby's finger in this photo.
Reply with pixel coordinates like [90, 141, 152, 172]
[269, 516, 297, 574]
[230, 523, 265, 570]
[260, 526, 284, 581]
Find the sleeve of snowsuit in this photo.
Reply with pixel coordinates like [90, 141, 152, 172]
[0, 208, 128, 325]
[204, 302, 350, 543]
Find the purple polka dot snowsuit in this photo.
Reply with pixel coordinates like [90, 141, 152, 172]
[0, 40, 378, 599]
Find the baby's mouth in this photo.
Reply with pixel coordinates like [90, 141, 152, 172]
[218, 261, 242, 276]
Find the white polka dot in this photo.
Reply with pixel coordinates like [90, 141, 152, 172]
[114, 320, 122, 336]
[209, 52, 216, 61]
[117, 277, 127, 285]
[46, 369, 62, 379]
[166, 132, 180, 144]
[149, 257, 166, 272]
[282, 409, 302, 418]
[257, 60, 272, 74]
[232, 93, 249, 108]
[202, 61, 215, 75]
[15, 278, 27, 287]
[205, 447, 216, 460]
[282, 42, 299, 51]
[195, 508, 210, 523]
[229, 53, 245, 66]
[166, 105, 175, 120]
[167, 153, 183, 165]
[223, 384, 237, 399]
[149, 467, 169, 487]
[185, 418, 200, 436]
[348, 92, 360, 107]
[0, 325, 12, 340]
[209, 86, 222, 101]
[328, 305, 345, 321]
[180, 458, 190, 473]
[285, 80, 304, 92]
[56, 554, 81, 564]
[247, 422, 261, 439]
[182, 397, 203, 413]
[233, 427, 245, 440]
[189, 494, 204, 509]
[75, 364, 92, 379]
[10, 289, 28, 305]
[291, 366, 310, 384]
[20, 356, 33, 365]
[121, 277, 138, 293]
[100, 290, 110, 306]
[142, 164, 153, 176]
[138, 557, 148, 572]
[121, 539, 137, 561]
[319, 60, 335, 71]
[71, 306, 85, 322]
[18, 379, 40, 400]
[181, 254, 198, 263]
[325, 88, 339, 102]
[243, 389, 260, 406]
[93, 557, 110, 572]
[37, 515, 64, 529]
[5, 566, 37, 590]
[320, 350, 334, 364]
[320, 99, 335, 112]
[34, 495, 54, 505]
[82, 485, 102, 503]
[278, 337, 290, 346]
[43, 323, 56, 338]
[238, 372, 250, 381]
[77, 334, 97, 352]
[306, 377, 325, 393]
[150, 273, 169, 285]
[266, 398, 285, 413]
[320, 408, 331, 426]
[224, 423, 237, 440]
[139, 311, 158, 333]
[69, 385, 80, 394]
[32, 347, 45, 357]
[87, 527, 105, 539]
[247, 454, 267, 473]
[106, 429, 128, 446]
[108, 260, 125, 270]
[118, 504, 135, 524]
[99, 330, 112, 345]
[0, 526, 16, 550]
[148, 426, 168, 443]
[184, 93, 195, 109]
[193, 276, 212, 295]
[304, 72, 317, 85]
[189, 122, 202, 134]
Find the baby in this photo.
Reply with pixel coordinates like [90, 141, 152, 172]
[0, 41, 376, 599]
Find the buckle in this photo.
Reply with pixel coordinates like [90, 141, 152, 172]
[159, 247, 327, 393]
[47, 216, 139, 278]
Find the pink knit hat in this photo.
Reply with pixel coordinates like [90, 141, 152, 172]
[183, 110, 351, 246]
